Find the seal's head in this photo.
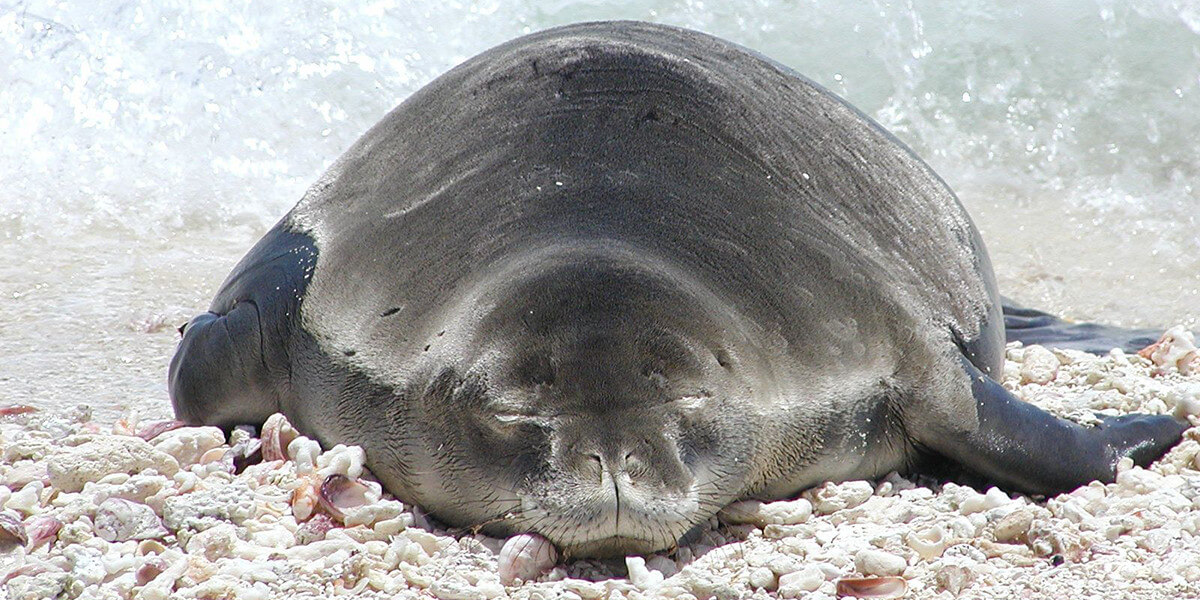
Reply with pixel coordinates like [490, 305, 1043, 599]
[399, 245, 774, 556]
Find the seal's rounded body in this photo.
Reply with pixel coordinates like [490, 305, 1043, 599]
[170, 21, 1184, 557]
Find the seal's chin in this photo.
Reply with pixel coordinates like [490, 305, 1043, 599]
[561, 535, 668, 559]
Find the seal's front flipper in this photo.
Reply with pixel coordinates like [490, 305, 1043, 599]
[168, 222, 317, 430]
[918, 356, 1186, 496]
[170, 304, 277, 428]
[1001, 299, 1165, 354]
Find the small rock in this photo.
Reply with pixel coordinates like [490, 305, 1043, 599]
[777, 565, 824, 598]
[935, 563, 975, 594]
[161, 480, 256, 532]
[992, 507, 1035, 544]
[960, 487, 1010, 515]
[1020, 345, 1060, 384]
[316, 444, 366, 479]
[94, 498, 169, 541]
[185, 522, 240, 560]
[809, 480, 874, 514]
[626, 556, 664, 589]
[296, 513, 336, 544]
[25, 515, 62, 550]
[46, 436, 179, 492]
[152, 426, 225, 466]
[748, 566, 777, 590]
[4, 480, 43, 515]
[855, 548, 906, 577]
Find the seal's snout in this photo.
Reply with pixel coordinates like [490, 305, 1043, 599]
[560, 428, 688, 493]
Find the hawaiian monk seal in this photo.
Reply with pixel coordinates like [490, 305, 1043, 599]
[169, 21, 1188, 557]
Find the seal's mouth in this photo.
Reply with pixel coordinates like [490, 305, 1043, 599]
[558, 534, 668, 559]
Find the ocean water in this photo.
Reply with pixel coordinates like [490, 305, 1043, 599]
[2, 0, 1197, 420]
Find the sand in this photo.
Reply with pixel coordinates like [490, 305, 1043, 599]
[2, 338, 1199, 600]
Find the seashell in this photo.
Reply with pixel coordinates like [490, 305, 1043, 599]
[836, 576, 908, 599]
[262, 413, 299, 462]
[295, 513, 336, 544]
[0, 510, 28, 546]
[905, 525, 947, 560]
[292, 474, 321, 521]
[137, 539, 167, 555]
[113, 417, 137, 436]
[318, 474, 372, 522]
[136, 420, 186, 441]
[0, 563, 48, 585]
[24, 515, 61, 551]
[199, 447, 227, 464]
[0, 405, 37, 416]
[135, 557, 169, 586]
[498, 533, 558, 585]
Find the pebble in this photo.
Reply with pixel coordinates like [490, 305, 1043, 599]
[777, 565, 825, 598]
[854, 548, 907, 576]
[809, 480, 874, 514]
[45, 436, 179, 492]
[992, 507, 1035, 543]
[94, 498, 168, 541]
[4, 480, 43, 514]
[151, 426, 225, 466]
[959, 487, 1011, 515]
[626, 556, 664, 589]
[1020, 345, 1060, 384]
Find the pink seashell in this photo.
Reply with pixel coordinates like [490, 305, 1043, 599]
[113, 417, 137, 436]
[261, 413, 299, 462]
[295, 513, 336, 544]
[0, 510, 28, 547]
[0, 405, 37, 417]
[836, 576, 908, 599]
[136, 420, 186, 441]
[1, 563, 48, 585]
[498, 533, 559, 585]
[24, 516, 61, 551]
[135, 557, 168, 586]
[317, 474, 372, 522]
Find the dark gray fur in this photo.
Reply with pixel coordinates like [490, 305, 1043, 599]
[170, 21, 1186, 557]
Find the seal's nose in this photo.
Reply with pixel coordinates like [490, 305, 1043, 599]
[577, 448, 650, 481]
[561, 427, 688, 494]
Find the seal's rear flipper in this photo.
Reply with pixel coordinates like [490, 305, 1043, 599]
[1001, 299, 1165, 354]
[917, 356, 1187, 496]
